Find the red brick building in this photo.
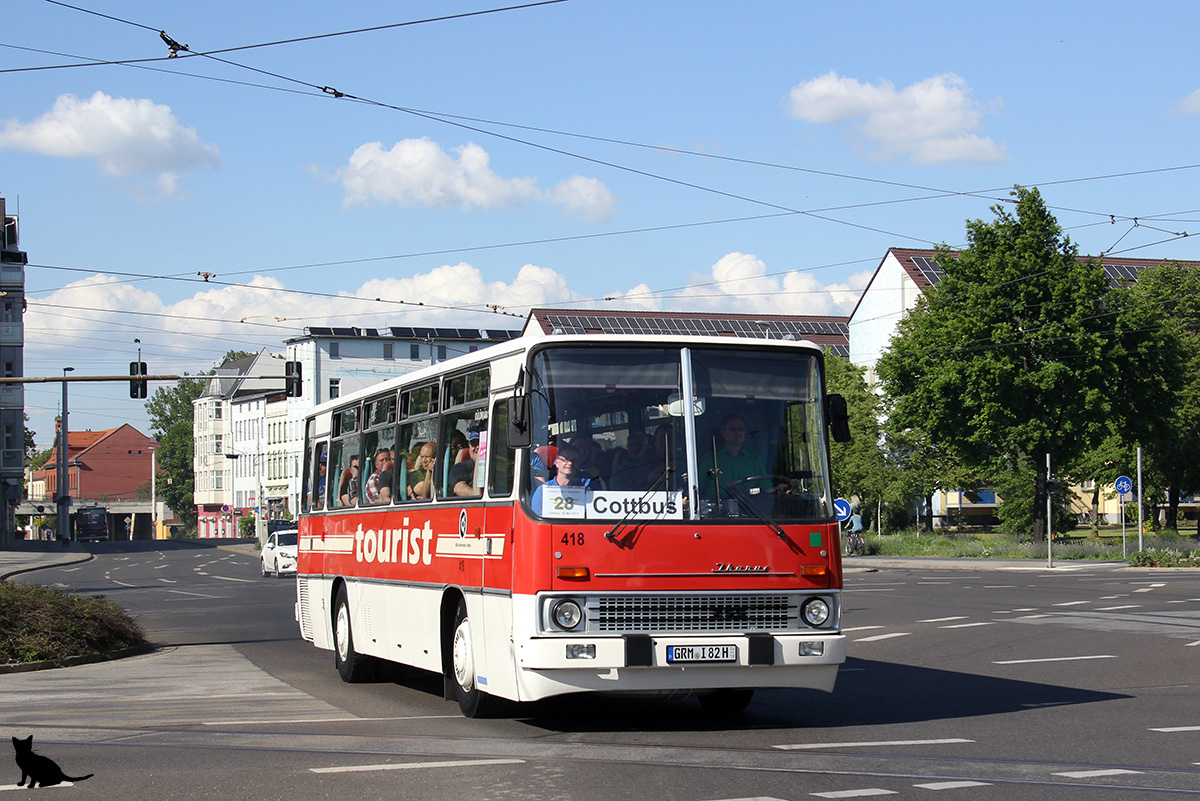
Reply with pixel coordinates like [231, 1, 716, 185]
[29, 423, 158, 502]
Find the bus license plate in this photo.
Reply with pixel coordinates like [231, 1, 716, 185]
[666, 644, 737, 663]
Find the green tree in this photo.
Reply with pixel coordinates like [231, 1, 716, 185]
[825, 357, 885, 518]
[876, 187, 1174, 539]
[146, 375, 205, 532]
[1124, 262, 1200, 529]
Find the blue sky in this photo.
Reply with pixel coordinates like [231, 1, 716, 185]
[4, 0, 1199, 443]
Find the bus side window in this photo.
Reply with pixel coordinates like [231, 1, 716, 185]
[488, 400, 515, 498]
[307, 442, 328, 511]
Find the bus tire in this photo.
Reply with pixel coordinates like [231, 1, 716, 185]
[450, 598, 501, 718]
[333, 585, 376, 683]
[698, 689, 754, 715]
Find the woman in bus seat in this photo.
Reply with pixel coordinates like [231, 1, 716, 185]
[338, 455, 360, 507]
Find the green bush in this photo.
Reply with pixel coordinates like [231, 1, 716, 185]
[0, 580, 144, 665]
[1128, 548, 1200, 568]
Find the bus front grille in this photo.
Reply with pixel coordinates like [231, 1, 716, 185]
[588, 594, 797, 633]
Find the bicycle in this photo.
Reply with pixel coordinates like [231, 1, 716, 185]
[841, 525, 866, 557]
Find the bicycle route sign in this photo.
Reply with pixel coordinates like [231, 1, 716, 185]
[1115, 475, 1133, 498]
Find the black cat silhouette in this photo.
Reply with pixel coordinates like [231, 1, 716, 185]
[12, 735, 93, 788]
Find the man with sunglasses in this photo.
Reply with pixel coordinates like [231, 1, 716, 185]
[530, 443, 604, 515]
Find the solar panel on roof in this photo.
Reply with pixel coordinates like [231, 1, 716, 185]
[911, 256, 944, 287]
[389, 326, 415, 338]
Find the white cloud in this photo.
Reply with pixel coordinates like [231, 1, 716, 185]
[0, 92, 219, 194]
[787, 72, 1007, 164]
[1176, 87, 1200, 113]
[335, 138, 616, 221]
[612, 253, 872, 317]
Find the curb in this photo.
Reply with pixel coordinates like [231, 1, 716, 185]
[0, 552, 93, 582]
[0, 642, 155, 675]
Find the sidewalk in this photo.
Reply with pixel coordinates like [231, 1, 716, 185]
[0, 540, 93, 581]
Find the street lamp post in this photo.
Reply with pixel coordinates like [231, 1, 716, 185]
[55, 367, 74, 543]
[149, 445, 157, 539]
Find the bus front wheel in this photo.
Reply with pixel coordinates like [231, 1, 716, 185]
[450, 599, 501, 718]
[333, 585, 376, 683]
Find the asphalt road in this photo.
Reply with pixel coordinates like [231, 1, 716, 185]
[4, 542, 1199, 800]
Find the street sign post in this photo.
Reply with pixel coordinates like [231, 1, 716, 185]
[1115, 475, 1133, 558]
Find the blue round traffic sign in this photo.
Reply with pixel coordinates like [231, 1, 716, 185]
[1115, 476, 1133, 496]
[834, 498, 853, 522]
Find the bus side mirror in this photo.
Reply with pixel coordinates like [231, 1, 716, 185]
[506, 396, 532, 448]
[826, 393, 851, 443]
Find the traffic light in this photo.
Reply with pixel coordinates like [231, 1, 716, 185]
[129, 361, 148, 398]
[285, 360, 302, 397]
[1045, 474, 1058, 495]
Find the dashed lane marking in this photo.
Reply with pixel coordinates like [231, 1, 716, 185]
[939, 622, 995, 629]
[842, 626, 885, 632]
[1052, 601, 1090, 607]
[1149, 725, 1200, 732]
[993, 654, 1116, 665]
[775, 738, 973, 751]
[1096, 605, 1141, 611]
[854, 632, 911, 642]
[1053, 769, 1143, 778]
[918, 616, 967, 623]
[811, 790, 896, 798]
[311, 758, 524, 774]
[913, 781, 992, 790]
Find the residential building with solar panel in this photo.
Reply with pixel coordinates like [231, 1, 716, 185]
[848, 247, 1200, 527]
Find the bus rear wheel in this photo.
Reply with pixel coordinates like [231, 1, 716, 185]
[450, 599, 501, 718]
[333, 585, 376, 683]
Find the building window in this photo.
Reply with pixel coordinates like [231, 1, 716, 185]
[437, 345, 447, 362]
[410, 343, 420, 361]
[329, 341, 340, 358]
[212, 404, 222, 420]
[213, 435, 223, 455]
[383, 342, 394, 360]
[329, 378, 341, 400]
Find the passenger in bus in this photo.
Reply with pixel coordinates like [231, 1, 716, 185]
[310, 451, 327, 508]
[698, 414, 767, 496]
[449, 429, 482, 497]
[377, 459, 394, 503]
[406, 441, 436, 499]
[639, 426, 674, 488]
[609, 430, 658, 490]
[338, 455, 360, 507]
[530, 444, 603, 514]
[363, 448, 392, 503]
[568, 435, 603, 481]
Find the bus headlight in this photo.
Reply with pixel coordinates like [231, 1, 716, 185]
[802, 597, 831, 627]
[552, 599, 583, 630]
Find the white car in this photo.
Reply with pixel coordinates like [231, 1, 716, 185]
[261, 529, 298, 577]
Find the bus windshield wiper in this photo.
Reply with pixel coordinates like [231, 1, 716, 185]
[708, 469, 792, 545]
[603, 467, 673, 542]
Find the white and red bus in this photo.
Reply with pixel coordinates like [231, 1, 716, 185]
[295, 333, 851, 716]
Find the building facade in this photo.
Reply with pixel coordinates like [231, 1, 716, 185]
[0, 198, 26, 544]
[27, 423, 157, 503]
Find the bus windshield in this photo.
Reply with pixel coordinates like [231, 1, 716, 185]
[526, 344, 832, 523]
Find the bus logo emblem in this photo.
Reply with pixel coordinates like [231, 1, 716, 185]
[458, 509, 468, 539]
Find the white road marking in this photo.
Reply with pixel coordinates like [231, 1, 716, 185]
[854, 632, 911, 642]
[775, 738, 973, 751]
[1014, 614, 1052, 619]
[110, 579, 135, 587]
[918, 616, 967, 623]
[1053, 769, 1142, 778]
[206, 714, 459, 725]
[167, 589, 221, 598]
[1134, 584, 1166, 593]
[913, 781, 992, 790]
[1186, 641, 1200, 647]
[1096, 605, 1141, 611]
[1150, 725, 1200, 732]
[209, 574, 255, 583]
[1052, 601, 1090, 606]
[994, 655, 1116, 665]
[311, 758, 524, 774]
[155, 564, 169, 570]
[811, 790, 896, 798]
[842, 626, 885, 632]
[157, 578, 176, 584]
[940, 622, 995, 629]
[983, 585, 1017, 589]
[705, 798, 786, 801]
